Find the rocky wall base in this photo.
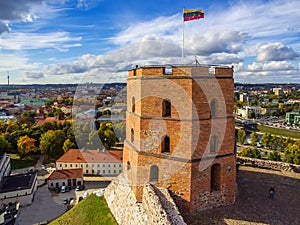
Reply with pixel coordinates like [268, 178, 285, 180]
[104, 174, 186, 225]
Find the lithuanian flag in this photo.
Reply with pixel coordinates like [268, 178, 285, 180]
[183, 9, 204, 22]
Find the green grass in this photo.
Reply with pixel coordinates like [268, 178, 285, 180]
[257, 125, 300, 139]
[49, 194, 117, 225]
[8, 154, 40, 170]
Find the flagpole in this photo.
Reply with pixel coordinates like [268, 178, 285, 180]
[182, 8, 185, 64]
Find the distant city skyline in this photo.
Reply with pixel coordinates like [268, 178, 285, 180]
[0, 0, 299, 84]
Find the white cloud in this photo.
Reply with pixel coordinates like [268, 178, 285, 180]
[256, 43, 298, 62]
[186, 31, 248, 55]
[0, 32, 81, 51]
[248, 61, 295, 72]
[0, 53, 40, 71]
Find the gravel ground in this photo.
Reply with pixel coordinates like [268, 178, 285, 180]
[185, 166, 300, 225]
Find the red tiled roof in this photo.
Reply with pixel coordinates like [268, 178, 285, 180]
[56, 149, 123, 163]
[81, 150, 123, 163]
[47, 168, 83, 180]
[56, 149, 86, 163]
[35, 117, 66, 126]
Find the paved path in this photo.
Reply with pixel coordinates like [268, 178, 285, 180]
[186, 166, 300, 225]
[15, 186, 67, 225]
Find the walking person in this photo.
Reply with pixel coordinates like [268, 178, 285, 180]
[269, 186, 275, 199]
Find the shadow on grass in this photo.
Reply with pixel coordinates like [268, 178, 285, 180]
[8, 154, 40, 170]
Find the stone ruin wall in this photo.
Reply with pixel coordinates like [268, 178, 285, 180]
[104, 174, 186, 225]
[237, 156, 300, 173]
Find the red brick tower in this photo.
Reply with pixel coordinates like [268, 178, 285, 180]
[123, 65, 236, 214]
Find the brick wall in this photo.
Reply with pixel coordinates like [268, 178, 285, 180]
[125, 65, 236, 214]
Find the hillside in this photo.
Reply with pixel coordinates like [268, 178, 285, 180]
[49, 194, 117, 225]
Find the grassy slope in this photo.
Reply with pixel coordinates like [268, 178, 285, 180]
[8, 154, 39, 169]
[257, 125, 300, 139]
[49, 194, 117, 225]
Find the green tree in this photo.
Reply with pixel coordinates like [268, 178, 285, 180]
[238, 129, 246, 145]
[17, 135, 38, 156]
[261, 133, 273, 149]
[18, 111, 36, 127]
[239, 147, 261, 159]
[62, 139, 76, 153]
[284, 141, 300, 165]
[250, 132, 259, 146]
[98, 122, 117, 149]
[268, 150, 281, 161]
[40, 130, 65, 160]
[0, 135, 9, 154]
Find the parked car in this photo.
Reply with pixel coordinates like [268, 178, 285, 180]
[61, 186, 66, 193]
[75, 185, 84, 191]
[257, 142, 263, 148]
[65, 186, 71, 192]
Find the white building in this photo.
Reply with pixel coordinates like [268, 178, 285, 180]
[47, 168, 83, 189]
[237, 106, 263, 119]
[56, 149, 123, 176]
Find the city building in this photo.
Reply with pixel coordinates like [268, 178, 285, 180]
[124, 65, 236, 214]
[286, 111, 300, 125]
[0, 172, 37, 207]
[47, 168, 83, 189]
[237, 106, 263, 119]
[0, 153, 37, 207]
[56, 149, 123, 176]
[273, 88, 283, 96]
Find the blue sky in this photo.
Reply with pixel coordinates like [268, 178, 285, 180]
[0, 0, 299, 84]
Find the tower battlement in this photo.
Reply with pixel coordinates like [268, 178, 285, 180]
[128, 65, 233, 78]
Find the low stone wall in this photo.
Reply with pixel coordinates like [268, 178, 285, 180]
[104, 174, 186, 225]
[237, 156, 300, 173]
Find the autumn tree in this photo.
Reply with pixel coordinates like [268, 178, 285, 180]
[40, 130, 65, 160]
[268, 150, 281, 161]
[239, 147, 261, 159]
[0, 135, 9, 154]
[17, 135, 38, 156]
[250, 132, 259, 146]
[63, 139, 76, 153]
[98, 122, 117, 149]
[238, 129, 246, 145]
[261, 133, 274, 149]
[284, 140, 300, 165]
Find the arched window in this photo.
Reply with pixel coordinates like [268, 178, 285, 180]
[210, 135, 218, 154]
[162, 99, 171, 117]
[161, 135, 170, 153]
[131, 128, 134, 143]
[127, 161, 131, 170]
[132, 96, 135, 113]
[150, 165, 159, 182]
[210, 99, 218, 118]
[211, 164, 221, 192]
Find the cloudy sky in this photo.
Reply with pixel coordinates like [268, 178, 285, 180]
[0, 0, 299, 84]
